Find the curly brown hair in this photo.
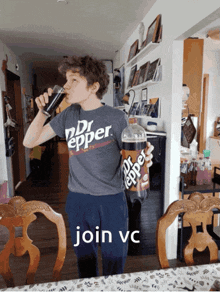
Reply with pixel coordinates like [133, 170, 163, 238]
[58, 55, 109, 99]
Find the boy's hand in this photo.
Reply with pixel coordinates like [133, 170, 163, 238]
[120, 142, 154, 168]
[35, 88, 53, 111]
[145, 142, 154, 168]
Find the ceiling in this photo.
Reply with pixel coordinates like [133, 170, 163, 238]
[0, 0, 157, 70]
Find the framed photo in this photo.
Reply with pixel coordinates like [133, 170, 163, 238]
[144, 104, 152, 115]
[157, 25, 163, 43]
[129, 102, 139, 115]
[154, 64, 162, 82]
[132, 70, 140, 87]
[148, 104, 156, 116]
[150, 98, 160, 118]
[145, 58, 161, 82]
[127, 65, 137, 88]
[144, 14, 161, 47]
[127, 40, 139, 62]
[141, 88, 148, 101]
[140, 100, 148, 115]
[136, 102, 142, 115]
[138, 62, 150, 85]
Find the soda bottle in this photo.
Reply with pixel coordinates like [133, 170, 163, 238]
[203, 157, 209, 184]
[121, 118, 149, 201]
[187, 159, 192, 186]
[203, 150, 212, 185]
[207, 157, 212, 184]
[203, 157, 212, 185]
[181, 160, 188, 188]
[196, 157, 204, 185]
[190, 158, 197, 186]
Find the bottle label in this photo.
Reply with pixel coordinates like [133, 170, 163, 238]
[122, 143, 149, 192]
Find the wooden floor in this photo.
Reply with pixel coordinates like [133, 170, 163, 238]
[0, 141, 214, 288]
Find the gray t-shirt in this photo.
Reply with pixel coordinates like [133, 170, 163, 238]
[50, 104, 128, 195]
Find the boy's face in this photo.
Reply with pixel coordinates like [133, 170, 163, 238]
[64, 70, 93, 104]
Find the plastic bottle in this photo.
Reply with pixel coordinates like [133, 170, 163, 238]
[196, 157, 204, 185]
[203, 158, 209, 185]
[203, 157, 212, 185]
[190, 158, 197, 186]
[207, 157, 212, 184]
[190, 139, 198, 159]
[187, 159, 192, 186]
[203, 150, 212, 185]
[181, 159, 188, 188]
[121, 118, 149, 201]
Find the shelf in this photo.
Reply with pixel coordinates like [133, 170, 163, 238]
[180, 183, 220, 195]
[129, 115, 160, 119]
[129, 80, 160, 91]
[126, 42, 160, 67]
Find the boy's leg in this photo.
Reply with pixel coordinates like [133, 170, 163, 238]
[65, 192, 100, 278]
[99, 192, 128, 276]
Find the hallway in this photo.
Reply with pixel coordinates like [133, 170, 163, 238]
[0, 141, 209, 288]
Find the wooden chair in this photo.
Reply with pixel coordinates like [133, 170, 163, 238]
[0, 196, 66, 287]
[156, 192, 220, 268]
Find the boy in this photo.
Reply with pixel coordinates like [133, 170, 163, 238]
[23, 55, 153, 278]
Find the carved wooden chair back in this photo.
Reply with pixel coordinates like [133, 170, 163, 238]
[156, 192, 220, 268]
[0, 196, 66, 287]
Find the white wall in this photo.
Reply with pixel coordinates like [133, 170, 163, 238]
[0, 41, 8, 187]
[203, 39, 220, 149]
[114, 0, 220, 259]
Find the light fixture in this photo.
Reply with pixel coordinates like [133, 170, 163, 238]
[57, 0, 68, 4]
[206, 29, 219, 40]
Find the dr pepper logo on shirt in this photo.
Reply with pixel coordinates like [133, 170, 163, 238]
[65, 120, 112, 152]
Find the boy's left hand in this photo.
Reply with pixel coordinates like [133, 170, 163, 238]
[145, 142, 154, 168]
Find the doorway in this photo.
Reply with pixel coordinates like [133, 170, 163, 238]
[5, 70, 26, 189]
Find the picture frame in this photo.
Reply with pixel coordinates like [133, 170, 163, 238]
[136, 102, 142, 115]
[144, 104, 152, 116]
[157, 25, 163, 43]
[148, 104, 156, 116]
[140, 100, 148, 115]
[132, 70, 140, 87]
[127, 40, 139, 62]
[153, 64, 162, 82]
[149, 98, 160, 118]
[141, 88, 148, 101]
[144, 14, 161, 47]
[145, 58, 161, 82]
[129, 102, 139, 115]
[127, 65, 137, 88]
[138, 62, 150, 85]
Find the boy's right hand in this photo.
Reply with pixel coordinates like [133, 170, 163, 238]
[35, 88, 53, 111]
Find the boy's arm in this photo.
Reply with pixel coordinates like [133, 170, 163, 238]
[23, 111, 56, 148]
[23, 88, 57, 148]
